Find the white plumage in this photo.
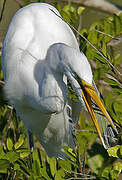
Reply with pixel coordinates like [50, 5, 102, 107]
[2, 3, 117, 157]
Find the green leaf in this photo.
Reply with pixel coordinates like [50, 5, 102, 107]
[115, 145, 122, 159]
[40, 167, 51, 180]
[14, 163, 20, 171]
[114, 15, 121, 34]
[7, 137, 13, 151]
[32, 148, 40, 166]
[95, 53, 106, 64]
[0, 145, 6, 159]
[55, 169, 65, 180]
[76, 128, 97, 156]
[19, 149, 30, 158]
[6, 151, 20, 163]
[87, 154, 104, 174]
[114, 53, 121, 66]
[63, 146, 76, 161]
[0, 159, 10, 173]
[58, 159, 72, 172]
[101, 166, 112, 179]
[88, 30, 98, 44]
[110, 162, 122, 180]
[113, 102, 122, 113]
[56, 4, 62, 13]
[61, 11, 71, 23]
[76, 132, 87, 155]
[63, 4, 76, 15]
[104, 78, 118, 86]
[16, 159, 30, 175]
[77, 7, 85, 16]
[62, 4, 78, 23]
[102, 41, 107, 56]
[118, 146, 122, 159]
[107, 145, 121, 158]
[28, 176, 35, 180]
[114, 162, 122, 173]
[105, 93, 113, 111]
[47, 156, 57, 177]
[32, 160, 41, 176]
[119, 12, 122, 19]
[14, 134, 25, 150]
[104, 19, 112, 39]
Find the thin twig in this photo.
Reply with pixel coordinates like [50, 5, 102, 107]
[77, 14, 82, 44]
[15, 0, 25, 7]
[50, 8, 122, 77]
[7, 105, 13, 110]
[64, 169, 96, 180]
[66, 178, 96, 180]
[19, 48, 39, 61]
[75, 129, 97, 134]
[106, 73, 122, 88]
[0, 0, 6, 22]
[94, 29, 120, 40]
[65, 170, 94, 177]
[0, 80, 5, 86]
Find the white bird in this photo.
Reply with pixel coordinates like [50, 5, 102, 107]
[2, 3, 117, 157]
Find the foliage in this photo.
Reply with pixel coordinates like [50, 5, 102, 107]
[0, 0, 122, 179]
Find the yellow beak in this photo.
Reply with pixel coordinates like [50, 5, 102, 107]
[79, 80, 117, 147]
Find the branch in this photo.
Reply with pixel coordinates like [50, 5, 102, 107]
[0, 80, 5, 87]
[46, 0, 121, 15]
[0, 0, 7, 22]
[15, 0, 25, 7]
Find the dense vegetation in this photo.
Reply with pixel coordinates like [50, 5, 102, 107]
[0, 1, 122, 179]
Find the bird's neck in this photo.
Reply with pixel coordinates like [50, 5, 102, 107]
[42, 64, 67, 97]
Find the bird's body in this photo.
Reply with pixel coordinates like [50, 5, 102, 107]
[2, 3, 117, 157]
[2, 3, 82, 157]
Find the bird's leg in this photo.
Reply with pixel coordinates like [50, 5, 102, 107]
[67, 105, 85, 173]
[71, 121, 77, 147]
[28, 129, 34, 153]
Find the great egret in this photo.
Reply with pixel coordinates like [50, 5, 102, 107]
[2, 3, 117, 157]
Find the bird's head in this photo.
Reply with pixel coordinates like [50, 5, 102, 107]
[46, 43, 118, 148]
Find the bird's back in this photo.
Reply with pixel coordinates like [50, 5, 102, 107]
[2, 3, 79, 64]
